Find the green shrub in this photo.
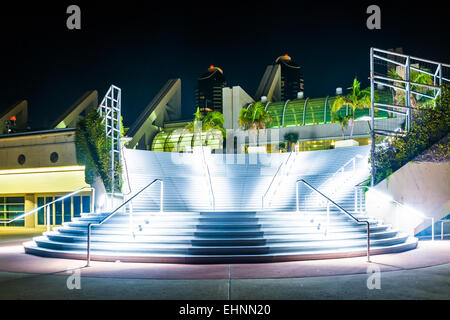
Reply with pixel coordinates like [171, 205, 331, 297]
[75, 108, 122, 193]
[372, 84, 450, 184]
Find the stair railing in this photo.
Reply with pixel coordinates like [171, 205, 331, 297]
[101, 143, 133, 212]
[317, 155, 360, 207]
[353, 180, 370, 213]
[86, 178, 163, 266]
[120, 142, 136, 234]
[121, 143, 133, 197]
[441, 219, 450, 240]
[0, 186, 95, 232]
[296, 179, 371, 262]
[356, 186, 435, 241]
[261, 149, 295, 209]
[200, 141, 215, 211]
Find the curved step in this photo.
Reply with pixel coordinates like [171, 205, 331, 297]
[23, 237, 418, 264]
[31, 233, 411, 255]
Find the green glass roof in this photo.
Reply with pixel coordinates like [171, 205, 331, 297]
[152, 89, 395, 151]
[152, 129, 223, 152]
[264, 89, 393, 128]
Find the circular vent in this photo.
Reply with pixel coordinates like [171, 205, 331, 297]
[18, 154, 26, 165]
[50, 152, 59, 163]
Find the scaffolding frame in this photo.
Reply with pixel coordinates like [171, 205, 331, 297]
[98, 85, 122, 194]
[369, 48, 450, 186]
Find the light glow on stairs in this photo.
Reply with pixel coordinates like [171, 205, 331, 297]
[23, 146, 418, 263]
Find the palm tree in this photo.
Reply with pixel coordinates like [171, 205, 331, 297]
[388, 68, 434, 109]
[185, 107, 204, 147]
[202, 111, 226, 135]
[185, 108, 226, 148]
[239, 102, 273, 147]
[331, 113, 349, 139]
[202, 111, 226, 146]
[284, 132, 299, 152]
[238, 102, 272, 131]
[332, 78, 371, 139]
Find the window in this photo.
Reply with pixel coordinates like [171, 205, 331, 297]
[73, 196, 81, 218]
[0, 196, 25, 227]
[82, 196, 91, 213]
[45, 197, 53, 225]
[36, 194, 91, 226]
[63, 198, 71, 223]
[37, 197, 45, 225]
[55, 201, 63, 225]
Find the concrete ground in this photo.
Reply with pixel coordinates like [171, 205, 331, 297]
[0, 232, 449, 300]
[0, 263, 449, 300]
[0, 229, 44, 243]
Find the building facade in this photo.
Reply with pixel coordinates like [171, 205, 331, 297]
[151, 87, 401, 154]
[0, 129, 92, 230]
[195, 65, 226, 114]
[255, 54, 304, 102]
[0, 100, 28, 135]
[0, 92, 99, 230]
[276, 54, 304, 101]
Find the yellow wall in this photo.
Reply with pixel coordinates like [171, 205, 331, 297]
[0, 166, 89, 194]
[24, 194, 35, 228]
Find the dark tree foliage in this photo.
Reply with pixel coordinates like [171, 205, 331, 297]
[284, 132, 300, 152]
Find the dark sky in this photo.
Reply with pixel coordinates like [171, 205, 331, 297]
[1, 1, 449, 128]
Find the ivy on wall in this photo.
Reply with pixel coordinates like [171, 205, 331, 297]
[75, 108, 122, 193]
[372, 84, 450, 185]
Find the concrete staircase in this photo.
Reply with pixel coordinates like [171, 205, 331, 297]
[24, 146, 418, 263]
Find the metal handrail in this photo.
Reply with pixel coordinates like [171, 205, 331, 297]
[356, 186, 435, 241]
[100, 143, 133, 211]
[331, 156, 357, 179]
[86, 178, 163, 266]
[318, 156, 360, 206]
[441, 219, 450, 240]
[119, 142, 134, 227]
[296, 179, 371, 262]
[0, 186, 95, 232]
[372, 48, 450, 70]
[261, 148, 295, 209]
[120, 143, 133, 196]
[200, 142, 215, 211]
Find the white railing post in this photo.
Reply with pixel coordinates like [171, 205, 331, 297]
[46, 204, 50, 232]
[160, 180, 164, 213]
[85, 178, 162, 267]
[326, 201, 330, 236]
[86, 223, 92, 267]
[91, 187, 96, 214]
[296, 181, 299, 213]
[298, 178, 371, 262]
[129, 201, 133, 236]
[431, 218, 434, 241]
[360, 188, 363, 213]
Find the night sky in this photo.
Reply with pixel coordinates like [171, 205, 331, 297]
[1, 1, 449, 129]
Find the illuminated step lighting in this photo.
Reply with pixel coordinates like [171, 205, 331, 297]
[23, 146, 418, 262]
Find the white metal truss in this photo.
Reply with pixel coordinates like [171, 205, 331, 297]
[98, 85, 122, 194]
[369, 48, 450, 185]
